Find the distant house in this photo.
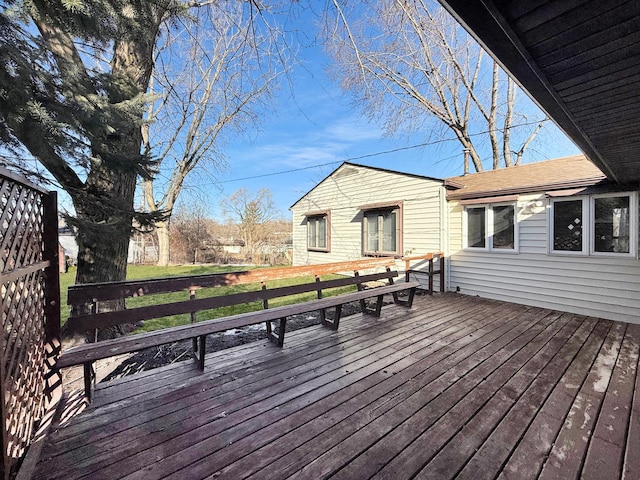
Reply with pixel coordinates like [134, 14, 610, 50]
[290, 162, 444, 284]
[292, 155, 640, 324]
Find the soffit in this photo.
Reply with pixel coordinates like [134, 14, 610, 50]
[438, 0, 640, 185]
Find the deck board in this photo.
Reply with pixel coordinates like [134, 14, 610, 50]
[31, 294, 640, 480]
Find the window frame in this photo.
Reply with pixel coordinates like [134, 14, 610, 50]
[361, 202, 403, 257]
[548, 192, 638, 258]
[305, 211, 330, 253]
[463, 202, 519, 253]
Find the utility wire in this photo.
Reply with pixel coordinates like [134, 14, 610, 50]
[217, 118, 547, 184]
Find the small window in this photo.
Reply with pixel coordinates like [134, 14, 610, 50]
[306, 212, 330, 252]
[464, 203, 517, 251]
[593, 195, 630, 254]
[363, 207, 401, 256]
[492, 205, 515, 249]
[467, 207, 486, 248]
[551, 198, 585, 253]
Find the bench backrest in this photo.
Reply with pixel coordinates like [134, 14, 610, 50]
[66, 266, 398, 334]
[67, 258, 396, 304]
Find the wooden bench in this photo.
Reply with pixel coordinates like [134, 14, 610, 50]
[59, 262, 420, 400]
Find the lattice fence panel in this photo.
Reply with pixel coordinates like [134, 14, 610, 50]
[0, 171, 56, 479]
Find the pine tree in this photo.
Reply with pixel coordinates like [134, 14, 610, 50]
[0, 0, 176, 286]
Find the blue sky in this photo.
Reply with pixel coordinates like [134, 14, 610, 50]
[161, 6, 582, 221]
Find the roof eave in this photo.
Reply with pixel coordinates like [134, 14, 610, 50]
[446, 177, 609, 201]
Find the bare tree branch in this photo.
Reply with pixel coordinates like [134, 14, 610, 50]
[324, 0, 549, 172]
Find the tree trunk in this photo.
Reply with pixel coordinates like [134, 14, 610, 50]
[74, 157, 138, 286]
[156, 219, 171, 266]
[73, 8, 159, 286]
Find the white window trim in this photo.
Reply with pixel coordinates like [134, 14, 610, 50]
[463, 202, 519, 253]
[548, 192, 638, 258]
[549, 196, 588, 256]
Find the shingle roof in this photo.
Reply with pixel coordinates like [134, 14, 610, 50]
[444, 155, 608, 200]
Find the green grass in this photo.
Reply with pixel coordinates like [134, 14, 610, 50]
[60, 265, 355, 333]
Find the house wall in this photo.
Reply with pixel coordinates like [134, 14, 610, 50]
[291, 164, 444, 287]
[448, 192, 640, 324]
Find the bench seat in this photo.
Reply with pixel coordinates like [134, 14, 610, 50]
[58, 281, 419, 369]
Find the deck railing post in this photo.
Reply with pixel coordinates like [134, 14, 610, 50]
[190, 288, 197, 354]
[404, 258, 411, 282]
[439, 253, 445, 293]
[428, 257, 434, 294]
[43, 191, 61, 347]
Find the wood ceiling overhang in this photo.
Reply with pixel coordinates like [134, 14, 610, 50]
[437, 0, 640, 185]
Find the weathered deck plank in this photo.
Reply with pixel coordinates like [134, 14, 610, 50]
[31, 294, 640, 480]
[497, 318, 612, 480]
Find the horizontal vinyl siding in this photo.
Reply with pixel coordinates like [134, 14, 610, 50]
[448, 195, 640, 324]
[292, 165, 443, 277]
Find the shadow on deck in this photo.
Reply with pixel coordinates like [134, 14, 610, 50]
[31, 293, 640, 480]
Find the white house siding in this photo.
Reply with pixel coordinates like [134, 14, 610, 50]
[448, 192, 640, 324]
[291, 164, 444, 287]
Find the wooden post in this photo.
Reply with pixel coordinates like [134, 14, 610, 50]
[354, 271, 367, 313]
[439, 254, 445, 293]
[42, 191, 61, 347]
[316, 276, 326, 324]
[261, 282, 269, 309]
[428, 257, 434, 295]
[190, 288, 197, 354]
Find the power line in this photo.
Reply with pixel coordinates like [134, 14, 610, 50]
[216, 118, 547, 184]
[218, 140, 445, 184]
[2, 118, 549, 187]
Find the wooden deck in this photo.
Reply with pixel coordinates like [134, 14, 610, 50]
[31, 293, 640, 480]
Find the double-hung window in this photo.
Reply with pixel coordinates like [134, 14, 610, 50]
[361, 202, 402, 256]
[464, 203, 517, 251]
[550, 192, 637, 257]
[306, 211, 330, 252]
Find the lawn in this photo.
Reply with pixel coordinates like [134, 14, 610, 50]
[60, 265, 355, 332]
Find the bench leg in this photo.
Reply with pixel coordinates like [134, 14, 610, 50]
[374, 294, 384, 316]
[267, 318, 287, 347]
[83, 362, 94, 402]
[361, 295, 384, 317]
[394, 286, 417, 308]
[322, 304, 342, 330]
[198, 335, 206, 370]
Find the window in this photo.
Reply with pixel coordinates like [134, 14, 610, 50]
[467, 207, 486, 248]
[493, 205, 516, 249]
[593, 195, 630, 254]
[306, 212, 330, 252]
[464, 203, 517, 251]
[362, 204, 402, 256]
[551, 198, 586, 254]
[549, 193, 637, 257]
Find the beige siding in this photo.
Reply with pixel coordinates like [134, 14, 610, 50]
[291, 164, 443, 283]
[448, 193, 640, 324]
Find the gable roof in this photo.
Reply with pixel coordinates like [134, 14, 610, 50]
[289, 162, 443, 209]
[445, 155, 608, 200]
[437, 0, 640, 186]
